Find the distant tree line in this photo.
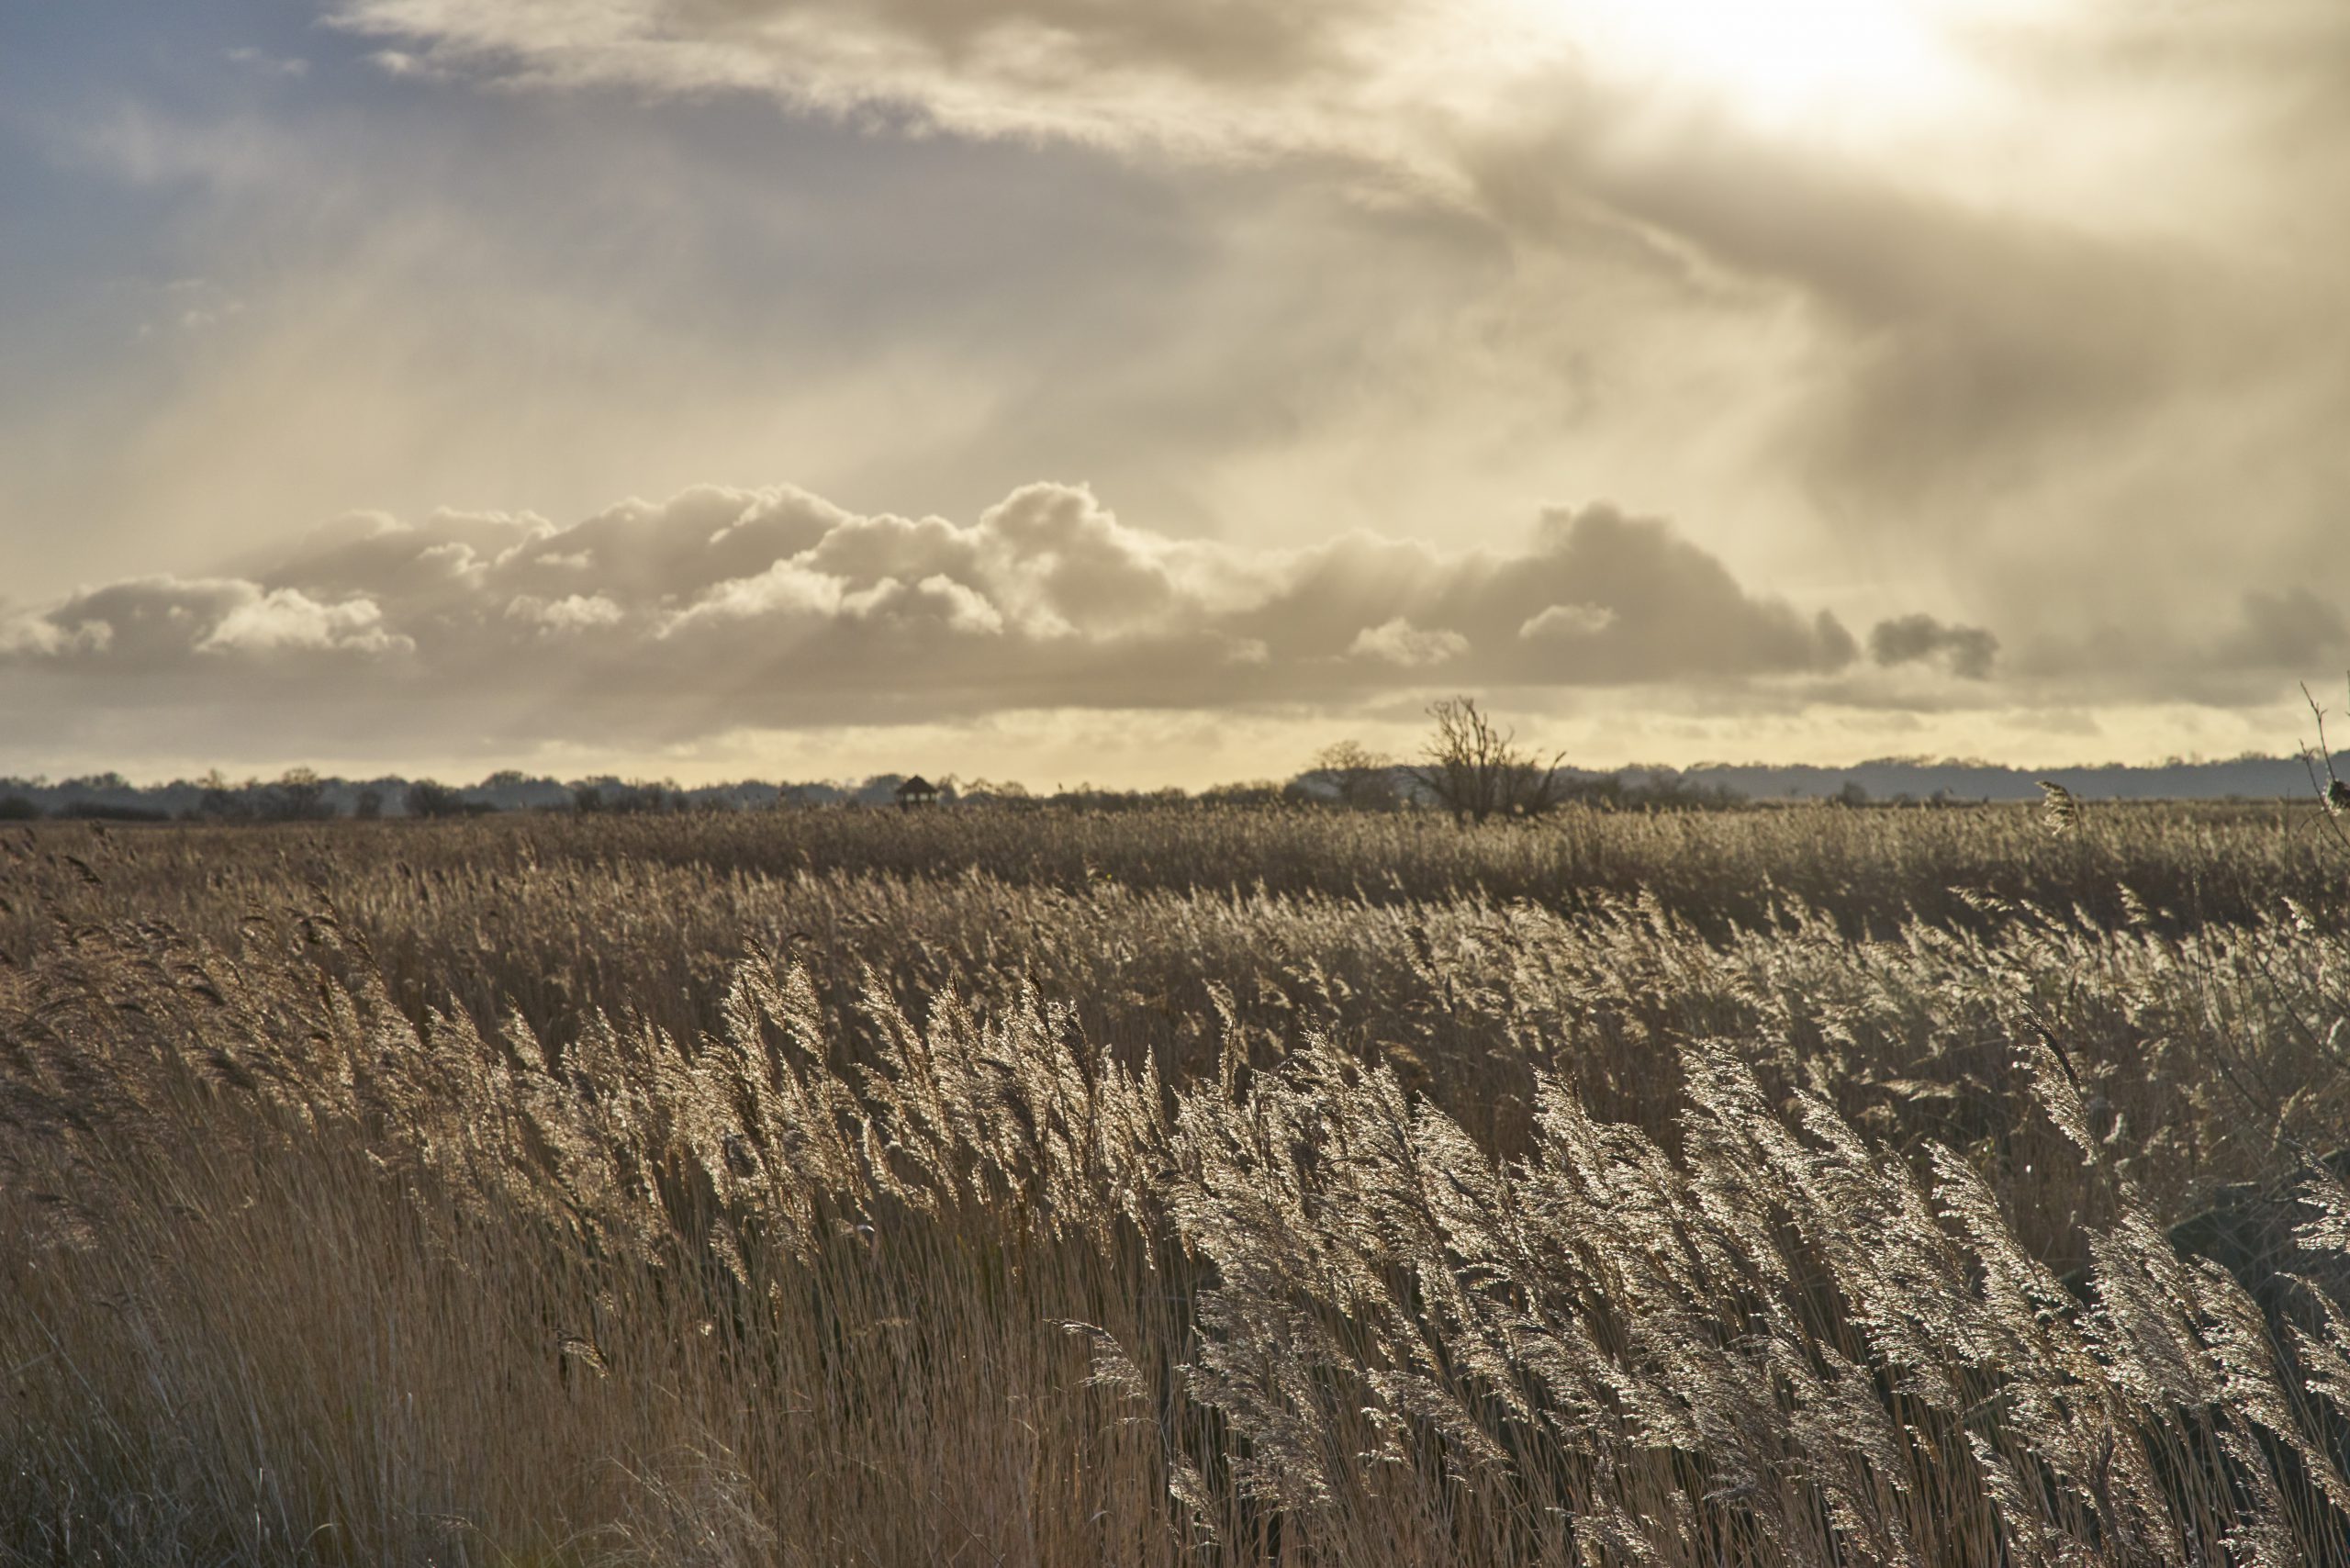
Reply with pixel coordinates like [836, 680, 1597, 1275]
[9, 721, 2346, 828]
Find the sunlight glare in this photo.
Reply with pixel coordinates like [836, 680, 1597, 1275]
[1513, 0, 2008, 133]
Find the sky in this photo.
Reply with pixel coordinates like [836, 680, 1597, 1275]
[3, 0, 2345, 789]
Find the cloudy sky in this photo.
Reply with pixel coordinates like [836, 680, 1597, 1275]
[4, 0, 2344, 786]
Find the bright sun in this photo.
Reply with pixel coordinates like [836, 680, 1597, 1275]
[1514, 0, 2004, 133]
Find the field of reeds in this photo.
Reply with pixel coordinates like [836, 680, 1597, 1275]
[6, 799, 2350, 1565]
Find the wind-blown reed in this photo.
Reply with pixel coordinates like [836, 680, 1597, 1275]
[4, 804, 2348, 1564]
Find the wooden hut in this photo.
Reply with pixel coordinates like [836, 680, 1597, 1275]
[894, 775, 940, 810]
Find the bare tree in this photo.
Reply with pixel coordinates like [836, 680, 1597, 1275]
[1412, 697, 1567, 824]
[195, 768, 260, 823]
[1311, 739, 1399, 811]
[2300, 680, 2350, 857]
[404, 778, 471, 819]
[266, 767, 334, 822]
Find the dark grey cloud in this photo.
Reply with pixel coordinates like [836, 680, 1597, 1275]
[1230, 504, 1860, 686]
[1870, 613, 1998, 679]
[0, 481, 1874, 751]
[1994, 585, 2350, 713]
[2215, 588, 2348, 674]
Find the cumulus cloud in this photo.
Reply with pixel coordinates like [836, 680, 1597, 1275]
[0, 614, 110, 657]
[22, 0, 2343, 737]
[202, 587, 409, 655]
[1518, 603, 1615, 641]
[309, 0, 2350, 659]
[5, 577, 411, 670]
[0, 479, 1882, 749]
[1349, 618, 1467, 667]
[1869, 613, 1998, 680]
[507, 593, 627, 633]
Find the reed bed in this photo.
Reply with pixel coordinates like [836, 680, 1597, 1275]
[4, 804, 2349, 1564]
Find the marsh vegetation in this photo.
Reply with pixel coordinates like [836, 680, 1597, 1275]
[6, 801, 2350, 1564]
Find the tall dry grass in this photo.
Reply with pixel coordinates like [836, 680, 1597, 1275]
[4, 806, 2350, 1563]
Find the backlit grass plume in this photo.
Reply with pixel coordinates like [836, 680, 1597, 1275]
[5, 802, 2350, 1563]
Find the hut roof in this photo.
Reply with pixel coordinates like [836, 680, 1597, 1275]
[895, 775, 937, 798]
